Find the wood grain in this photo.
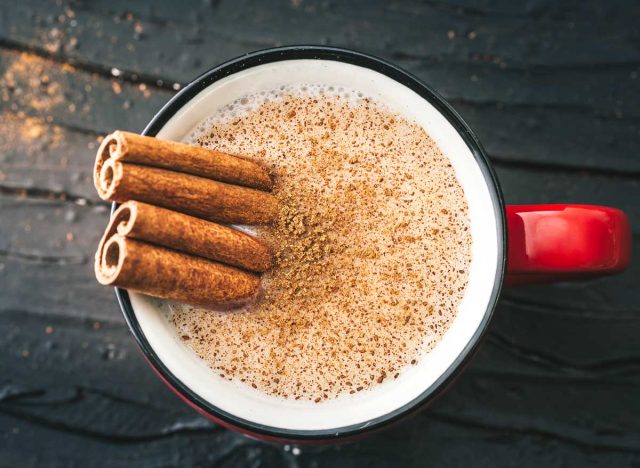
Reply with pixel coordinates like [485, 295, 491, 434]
[0, 0, 638, 466]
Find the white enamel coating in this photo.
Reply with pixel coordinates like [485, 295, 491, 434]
[128, 59, 500, 431]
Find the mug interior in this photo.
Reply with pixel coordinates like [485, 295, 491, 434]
[121, 49, 504, 437]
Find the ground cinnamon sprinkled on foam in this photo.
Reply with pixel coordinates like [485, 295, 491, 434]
[170, 88, 471, 402]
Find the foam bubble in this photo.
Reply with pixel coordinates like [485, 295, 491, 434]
[184, 83, 367, 144]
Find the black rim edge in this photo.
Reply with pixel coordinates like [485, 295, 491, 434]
[113, 45, 507, 441]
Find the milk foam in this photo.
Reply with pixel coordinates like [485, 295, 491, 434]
[185, 83, 366, 136]
[171, 85, 472, 402]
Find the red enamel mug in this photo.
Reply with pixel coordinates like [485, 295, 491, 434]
[114, 46, 631, 443]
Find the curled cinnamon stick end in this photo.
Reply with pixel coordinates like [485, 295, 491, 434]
[110, 201, 272, 272]
[95, 160, 278, 225]
[95, 229, 261, 308]
[95, 130, 273, 191]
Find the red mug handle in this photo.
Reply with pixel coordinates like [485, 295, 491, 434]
[506, 204, 632, 286]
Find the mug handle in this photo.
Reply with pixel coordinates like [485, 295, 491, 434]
[506, 204, 632, 286]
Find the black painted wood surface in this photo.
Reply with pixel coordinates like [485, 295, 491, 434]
[0, 0, 638, 466]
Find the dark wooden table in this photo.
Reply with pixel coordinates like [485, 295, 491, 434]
[1, 1, 638, 466]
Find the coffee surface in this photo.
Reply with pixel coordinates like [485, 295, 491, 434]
[170, 85, 471, 402]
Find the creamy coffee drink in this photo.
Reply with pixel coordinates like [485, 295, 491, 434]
[169, 85, 471, 402]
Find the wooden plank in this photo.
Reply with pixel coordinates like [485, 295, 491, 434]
[0, 414, 291, 468]
[1, 50, 638, 187]
[1, 1, 639, 174]
[483, 305, 640, 379]
[1, 160, 638, 349]
[1, 161, 637, 306]
[414, 63, 640, 119]
[0, 49, 173, 134]
[0, 113, 100, 200]
[458, 105, 640, 174]
[4, 0, 639, 117]
[1, 311, 638, 466]
[3, 238, 637, 373]
[496, 165, 640, 215]
[4, 108, 638, 207]
[4, 235, 636, 367]
[4, 0, 639, 72]
[2, 411, 637, 467]
[1, 190, 637, 413]
[0, 196, 114, 321]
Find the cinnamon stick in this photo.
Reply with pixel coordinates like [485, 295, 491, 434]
[95, 159, 278, 225]
[95, 130, 273, 190]
[95, 217, 261, 308]
[108, 201, 272, 272]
